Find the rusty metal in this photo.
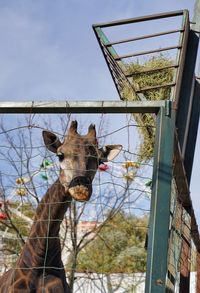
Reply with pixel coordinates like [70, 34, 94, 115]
[125, 64, 179, 77]
[179, 208, 191, 293]
[114, 45, 182, 61]
[196, 253, 200, 292]
[173, 133, 200, 252]
[93, 10, 186, 28]
[136, 82, 176, 93]
[173, 10, 190, 108]
[0, 100, 166, 114]
[93, 8, 200, 292]
[93, 10, 189, 102]
[105, 29, 183, 47]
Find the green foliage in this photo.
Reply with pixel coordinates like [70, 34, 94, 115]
[121, 56, 174, 161]
[76, 212, 148, 274]
[0, 202, 35, 254]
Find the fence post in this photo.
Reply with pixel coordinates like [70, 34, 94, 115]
[145, 101, 176, 293]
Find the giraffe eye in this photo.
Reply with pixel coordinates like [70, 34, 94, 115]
[98, 159, 104, 165]
[57, 152, 64, 162]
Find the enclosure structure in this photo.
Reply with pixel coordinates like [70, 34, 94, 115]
[0, 99, 198, 293]
[92, 5, 200, 292]
[0, 4, 200, 293]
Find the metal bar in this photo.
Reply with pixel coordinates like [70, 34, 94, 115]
[183, 78, 200, 184]
[94, 27, 118, 58]
[176, 32, 199, 156]
[106, 29, 183, 47]
[115, 45, 181, 60]
[178, 0, 200, 184]
[145, 102, 176, 293]
[93, 10, 185, 28]
[136, 82, 176, 93]
[125, 64, 179, 77]
[173, 10, 190, 102]
[176, 0, 200, 162]
[94, 26, 146, 101]
[0, 101, 166, 114]
[93, 26, 134, 100]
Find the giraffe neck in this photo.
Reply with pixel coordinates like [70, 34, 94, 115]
[17, 179, 71, 273]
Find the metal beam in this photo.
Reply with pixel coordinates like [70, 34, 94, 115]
[176, 0, 200, 164]
[183, 79, 200, 184]
[0, 100, 165, 114]
[145, 103, 176, 293]
[93, 10, 185, 28]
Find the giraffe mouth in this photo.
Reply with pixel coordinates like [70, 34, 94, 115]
[68, 176, 92, 202]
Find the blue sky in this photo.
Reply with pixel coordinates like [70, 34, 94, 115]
[0, 0, 199, 223]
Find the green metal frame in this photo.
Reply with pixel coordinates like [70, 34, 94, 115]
[92, 3, 200, 291]
[0, 3, 200, 293]
[93, 10, 190, 102]
[0, 99, 178, 292]
[145, 102, 176, 292]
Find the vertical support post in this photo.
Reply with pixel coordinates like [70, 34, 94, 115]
[176, 0, 200, 181]
[145, 102, 175, 293]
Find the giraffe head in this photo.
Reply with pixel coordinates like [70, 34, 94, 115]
[43, 121, 122, 201]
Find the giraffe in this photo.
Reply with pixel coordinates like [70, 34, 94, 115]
[0, 120, 122, 293]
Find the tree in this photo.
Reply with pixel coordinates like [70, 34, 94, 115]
[76, 211, 147, 274]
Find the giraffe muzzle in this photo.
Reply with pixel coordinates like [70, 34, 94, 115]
[68, 176, 92, 201]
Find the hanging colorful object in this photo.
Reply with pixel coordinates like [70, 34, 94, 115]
[40, 159, 54, 169]
[16, 177, 30, 185]
[39, 159, 54, 180]
[122, 161, 140, 169]
[123, 171, 136, 181]
[0, 212, 7, 220]
[40, 172, 49, 180]
[16, 188, 27, 196]
[145, 180, 152, 188]
[98, 163, 109, 171]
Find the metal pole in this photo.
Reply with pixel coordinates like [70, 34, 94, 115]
[176, 0, 200, 164]
[0, 100, 165, 114]
[145, 102, 176, 293]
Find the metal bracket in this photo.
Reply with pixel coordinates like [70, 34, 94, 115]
[165, 100, 172, 117]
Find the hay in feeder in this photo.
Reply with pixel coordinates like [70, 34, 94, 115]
[121, 55, 174, 161]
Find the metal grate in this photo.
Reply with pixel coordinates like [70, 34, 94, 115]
[93, 10, 189, 103]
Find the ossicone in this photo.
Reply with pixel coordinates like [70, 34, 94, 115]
[87, 124, 96, 138]
[68, 120, 78, 135]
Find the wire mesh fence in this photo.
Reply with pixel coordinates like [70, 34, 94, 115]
[0, 113, 153, 292]
[0, 101, 198, 292]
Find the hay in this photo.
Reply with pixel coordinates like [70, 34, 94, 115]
[121, 55, 174, 161]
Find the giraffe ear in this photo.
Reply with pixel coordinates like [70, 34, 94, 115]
[42, 131, 62, 153]
[99, 145, 122, 162]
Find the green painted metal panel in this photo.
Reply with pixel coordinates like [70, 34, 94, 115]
[145, 102, 176, 293]
[94, 27, 118, 58]
[0, 100, 165, 114]
[176, 0, 200, 168]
